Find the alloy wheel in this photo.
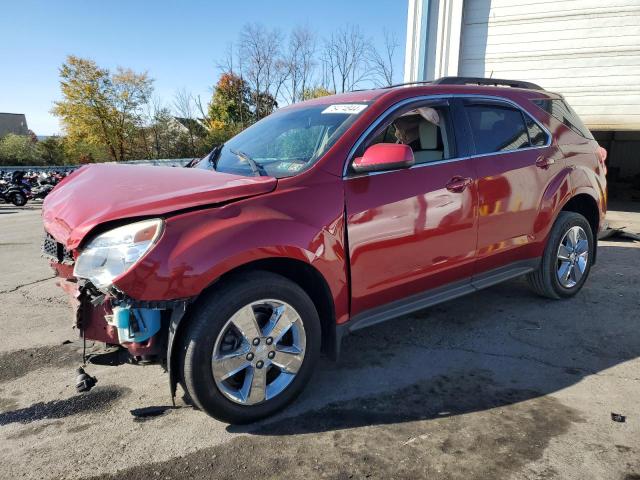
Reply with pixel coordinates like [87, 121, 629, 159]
[211, 299, 306, 405]
[556, 225, 589, 288]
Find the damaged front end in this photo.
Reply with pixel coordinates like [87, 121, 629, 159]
[43, 222, 189, 383]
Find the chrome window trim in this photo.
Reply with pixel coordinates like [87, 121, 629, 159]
[342, 94, 552, 179]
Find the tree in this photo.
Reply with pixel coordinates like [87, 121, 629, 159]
[173, 88, 204, 156]
[37, 136, 66, 165]
[368, 30, 400, 87]
[208, 72, 252, 128]
[301, 86, 334, 99]
[62, 137, 109, 164]
[52, 55, 153, 162]
[239, 23, 284, 119]
[0, 134, 39, 165]
[283, 26, 317, 103]
[322, 25, 371, 93]
[147, 98, 179, 159]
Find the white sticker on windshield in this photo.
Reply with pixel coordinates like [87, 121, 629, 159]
[321, 104, 367, 114]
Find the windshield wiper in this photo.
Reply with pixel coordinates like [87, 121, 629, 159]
[229, 149, 267, 177]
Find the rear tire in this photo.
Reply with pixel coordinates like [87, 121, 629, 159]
[527, 211, 594, 299]
[180, 271, 321, 424]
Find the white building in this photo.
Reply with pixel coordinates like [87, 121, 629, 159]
[404, 0, 640, 201]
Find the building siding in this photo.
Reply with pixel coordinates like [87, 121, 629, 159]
[459, 0, 640, 130]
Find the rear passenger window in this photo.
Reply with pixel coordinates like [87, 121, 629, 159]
[465, 105, 530, 155]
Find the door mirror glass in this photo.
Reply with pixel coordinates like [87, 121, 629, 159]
[352, 143, 415, 173]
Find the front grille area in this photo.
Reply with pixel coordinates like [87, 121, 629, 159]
[42, 232, 74, 265]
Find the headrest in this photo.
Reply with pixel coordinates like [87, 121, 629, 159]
[394, 116, 420, 144]
[419, 121, 438, 149]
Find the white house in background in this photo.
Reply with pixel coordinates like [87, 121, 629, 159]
[404, 0, 640, 193]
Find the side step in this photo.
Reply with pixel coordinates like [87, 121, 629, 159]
[344, 258, 540, 334]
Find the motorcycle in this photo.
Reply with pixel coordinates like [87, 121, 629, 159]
[30, 183, 54, 200]
[0, 181, 29, 206]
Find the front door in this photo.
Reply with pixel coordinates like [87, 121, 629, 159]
[345, 99, 478, 316]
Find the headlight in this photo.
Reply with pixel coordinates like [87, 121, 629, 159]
[74, 219, 163, 290]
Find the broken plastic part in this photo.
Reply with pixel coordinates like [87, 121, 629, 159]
[110, 306, 162, 344]
[75, 367, 97, 393]
[611, 412, 626, 423]
[598, 227, 640, 242]
[130, 405, 177, 421]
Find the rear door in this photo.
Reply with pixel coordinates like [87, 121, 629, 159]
[460, 97, 562, 273]
[344, 98, 478, 316]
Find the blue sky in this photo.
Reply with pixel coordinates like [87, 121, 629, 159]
[0, 0, 408, 135]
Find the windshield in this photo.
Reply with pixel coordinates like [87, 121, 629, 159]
[195, 103, 369, 177]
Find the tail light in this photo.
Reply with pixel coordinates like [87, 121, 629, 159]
[596, 145, 608, 175]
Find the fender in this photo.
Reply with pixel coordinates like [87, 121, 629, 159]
[114, 207, 348, 316]
[532, 165, 573, 257]
[113, 174, 349, 399]
[570, 164, 607, 228]
[533, 164, 603, 268]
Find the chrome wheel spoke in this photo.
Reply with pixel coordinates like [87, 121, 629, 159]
[245, 365, 267, 404]
[264, 305, 297, 343]
[558, 261, 572, 283]
[571, 263, 583, 282]
[567, 227, 579, 248]
[213, 348, 250, 380]
[556, 225, 589, 289]
[211, 299, 307, 406]
[575, 239, 588, 255]
[557, 244, 571, 260]
[230, 305, 262, 341]
[272, 346, 304, 374]
[576, 256, 587, 273]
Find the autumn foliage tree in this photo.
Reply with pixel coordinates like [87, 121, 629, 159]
[31, 23, 400, 166]
[52, 55, 152, 162]
[208, 73, 252, 128]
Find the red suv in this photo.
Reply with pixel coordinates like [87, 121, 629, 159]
[42, 77, 607, 423]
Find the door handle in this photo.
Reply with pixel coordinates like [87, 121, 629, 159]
[445, 176, 473, 193]
[535, 156, 555, 169]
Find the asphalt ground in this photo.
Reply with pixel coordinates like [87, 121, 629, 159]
[0, 202, 638, 480]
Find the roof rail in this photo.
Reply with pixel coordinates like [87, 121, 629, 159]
[432, 76, 544, 91]
[382, 80, 434, 89]
[350, 80, 434, 92]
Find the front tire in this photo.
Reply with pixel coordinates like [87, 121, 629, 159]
[180, 271, 321, 424]
[11, 192, 27, 206]
[527, 211, 594, 299]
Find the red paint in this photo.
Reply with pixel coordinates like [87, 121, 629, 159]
[43, 163, 276, 249]
[352, 143, 415, 172]
[42, 84, 607, 349]
[345, 158, 477, 315]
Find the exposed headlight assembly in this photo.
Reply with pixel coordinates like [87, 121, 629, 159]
[74, 219, 163, 290]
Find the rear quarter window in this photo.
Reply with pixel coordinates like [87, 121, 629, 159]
[533, 98, 594, 140]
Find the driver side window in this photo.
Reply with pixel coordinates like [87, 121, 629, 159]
[361, 103, 455, 166]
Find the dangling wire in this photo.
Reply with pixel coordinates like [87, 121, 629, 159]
[82, 324, 87, 366]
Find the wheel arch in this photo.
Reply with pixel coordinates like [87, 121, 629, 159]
[559, 192, 600, 263]
[168, 256, 339, 401]
[219, 257, 338, 358]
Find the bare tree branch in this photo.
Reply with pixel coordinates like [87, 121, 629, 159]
[239, 23, 284, 118]
[368, 30, 399, 87]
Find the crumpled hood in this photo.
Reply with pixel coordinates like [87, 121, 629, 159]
[42, 163, 276, 249]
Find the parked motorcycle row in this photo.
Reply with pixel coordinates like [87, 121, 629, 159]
[0, 169, 74, 207]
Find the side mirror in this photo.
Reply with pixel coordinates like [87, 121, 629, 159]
[352, 143, 415, 173]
